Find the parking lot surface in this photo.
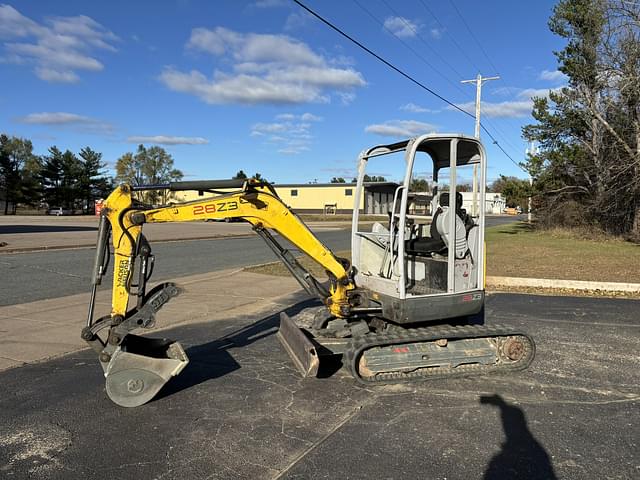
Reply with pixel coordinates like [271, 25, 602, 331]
[1, 293, 638, 479]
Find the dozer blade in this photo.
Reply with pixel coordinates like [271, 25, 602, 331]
[277, 312, 319, 377]
[104, 334, 189, 408]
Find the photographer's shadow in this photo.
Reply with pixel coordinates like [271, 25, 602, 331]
[481, 394, 557, 480]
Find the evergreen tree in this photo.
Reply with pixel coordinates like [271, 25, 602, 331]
[79, 147, 110, 212]
[0, 135, 38, 214]
[523, 0, 640, 236]
[40, 147, 83, 209]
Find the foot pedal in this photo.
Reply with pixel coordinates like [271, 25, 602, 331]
[277, 313, 319, 377]
[104, 334, 189, 408]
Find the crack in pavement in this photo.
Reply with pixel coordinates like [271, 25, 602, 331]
[2, 259, 90, 280]
[271, 395, 378, 480]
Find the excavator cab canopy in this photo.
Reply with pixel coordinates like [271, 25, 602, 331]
[351, 134, 487, 324]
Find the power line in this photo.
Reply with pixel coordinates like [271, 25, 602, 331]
[447, 0, 500, 75]
[418, 0, 526, 150]
[291, 0, 526, 173]
[378, 0, 467, 81]
[351, 0, 471, 100]
[416, 0, 484, 74]
[292, 0, 473, 117]
[482, 116, 525, 155]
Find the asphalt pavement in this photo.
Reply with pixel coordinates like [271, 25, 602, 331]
[0, 293, 638, 479]
[0, 230, 352, 306]
[0, 215, 523, 306]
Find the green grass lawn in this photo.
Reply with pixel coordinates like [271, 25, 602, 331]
[246, 221, 640, 284]
[486, 222, 640, 283]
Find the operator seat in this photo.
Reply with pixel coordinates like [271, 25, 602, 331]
[405, 192, 472, 257]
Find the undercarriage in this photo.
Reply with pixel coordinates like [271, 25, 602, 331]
[279, 307, 535, 384]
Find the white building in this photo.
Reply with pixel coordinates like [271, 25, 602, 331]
[460, 191, 505, 214]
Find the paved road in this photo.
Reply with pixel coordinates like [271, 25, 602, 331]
[0, 216, 522, 306]
[0, 293, 638, 479]
[0, 230, 352, 306]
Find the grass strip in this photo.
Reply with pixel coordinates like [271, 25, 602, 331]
[245, 221, 640, 288]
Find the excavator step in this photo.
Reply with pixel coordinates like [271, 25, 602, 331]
[104, 334, 189, 408]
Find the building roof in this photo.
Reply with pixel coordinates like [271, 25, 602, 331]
[274, 182, 399, 188]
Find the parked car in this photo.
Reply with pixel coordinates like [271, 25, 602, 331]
[47, 207, 73, 216]
[504, 207, 519, 215]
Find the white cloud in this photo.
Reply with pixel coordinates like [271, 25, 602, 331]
[453, 100, 533, 118]
[491, 86, 522, 97]
[252, 0, 287, 7]
[126, 135, 209, 145]
[164, 27, 365, 105]
[399, 102, 438, 113]
[18, 112, 90, 124]
[383, 16, 421, 38]
[275, 112, 323, 122]
[430, 28, 443, 40]
[539, 69, 567, 82]
[16, 111, 114, 133]
[338, 91, 356, 105]
[448, 87, 563, 118]
[0, 4, 118, 83]
[365, 120, 437, 138]
[301, 112, 322, 122]
[35, 67, 79, 83]
[251, 113, 323, 154]
[284, 11, 311, 31]
[518, 87, 559, 99]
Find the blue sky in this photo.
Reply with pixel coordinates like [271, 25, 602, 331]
[0, 0, 566, 184]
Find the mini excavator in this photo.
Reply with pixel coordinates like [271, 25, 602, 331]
[82, 134, 535, 407]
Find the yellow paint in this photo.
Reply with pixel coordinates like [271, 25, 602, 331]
[102, 183, 356, 319]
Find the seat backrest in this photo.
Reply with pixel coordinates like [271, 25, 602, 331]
[434, 192, 469, 259]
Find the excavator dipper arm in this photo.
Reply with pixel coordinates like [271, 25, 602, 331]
[82, 180, 357, 407]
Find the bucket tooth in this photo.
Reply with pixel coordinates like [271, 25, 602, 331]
[104, 334, 189, 408]
[277, 312, 320, 377]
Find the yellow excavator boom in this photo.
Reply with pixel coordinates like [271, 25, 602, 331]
[82, 178, 358, 407]
[101, 181, 355, 319]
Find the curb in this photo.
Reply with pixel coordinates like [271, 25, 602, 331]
[0, 224, 351, 255]
[0, 233, 258, 254]
[486, 276, 640, 293]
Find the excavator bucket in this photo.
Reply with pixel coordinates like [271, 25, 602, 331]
[103, 334, 189, 408]
[277, 313, 319, 377]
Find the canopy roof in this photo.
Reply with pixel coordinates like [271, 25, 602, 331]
[364, 133, 483, 172]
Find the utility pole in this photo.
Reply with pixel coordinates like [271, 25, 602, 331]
[461, 74, 500, 216]
[525, 142, 537, 224]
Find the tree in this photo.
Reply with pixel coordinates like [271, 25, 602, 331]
[253, 172, 267, 182]
[523, 0, 640, 236]
[40, 147, 64, 208]
[20, 153, 43, 207]
[115, 145, 183, 204]
[233, 170, 247, 179]
[40, 147, 83, 209]
[351, 175, 387, 183]
[410, 178, 430, 192]
[78, 147, 110, 212]
[331, 177, 346, 183]
[0, 135, 38, 214]
[490, 175, 531, 208]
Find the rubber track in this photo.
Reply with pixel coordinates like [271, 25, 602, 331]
[344, 324, 535, 384]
